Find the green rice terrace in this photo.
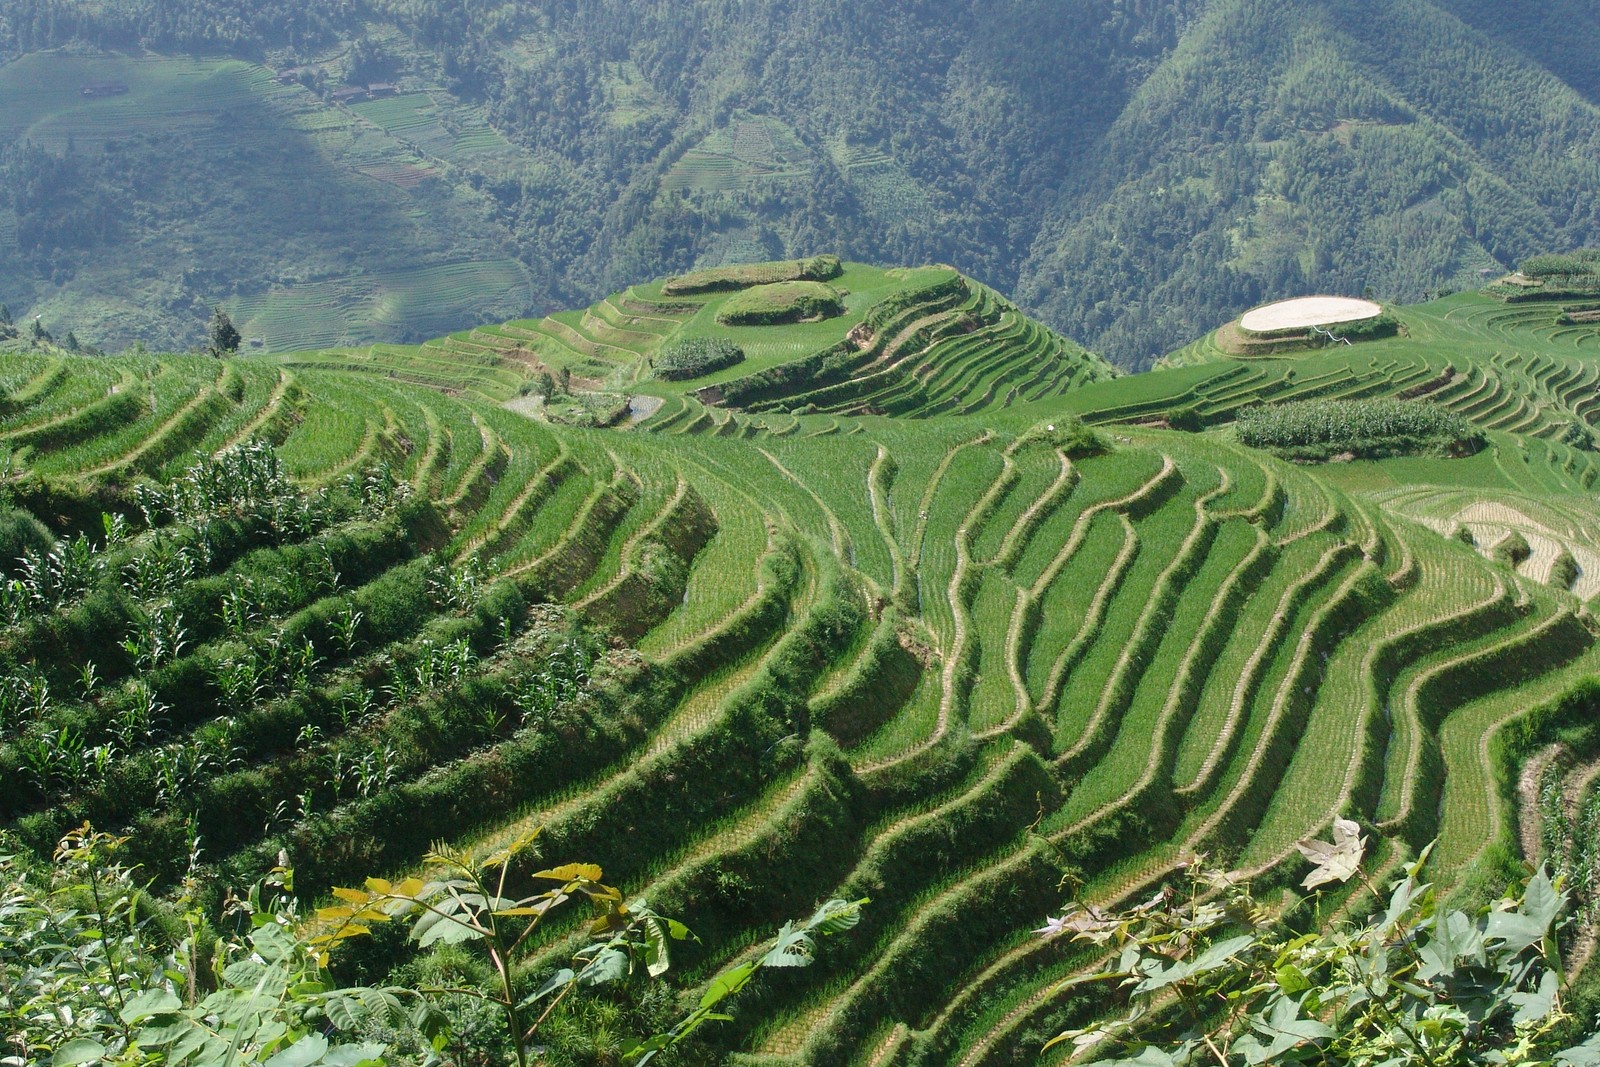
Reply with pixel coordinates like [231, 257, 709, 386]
[8, 261, 1600, 1064]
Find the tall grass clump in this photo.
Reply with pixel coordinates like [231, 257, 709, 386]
[1235, 398, 1483, 460]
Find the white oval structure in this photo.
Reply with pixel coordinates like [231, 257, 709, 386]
[1240, 296, 1383, 334]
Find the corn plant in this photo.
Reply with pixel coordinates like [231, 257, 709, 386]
[331, 604, 364, 656]
[287, 635, 323, 694]
[336, 686, 376, 731]
[81, 742, 117, 786]
[120, 603, 187, 675]
[0, 674, 28, 737]
[101, 510, 130, 550]
[151, 729, 239, 809]
[17, 534, 105, 612]
[1538, 764, 1571, 869]
[514, 636, 596, 725]
[0, 577, 27, 626]
[1539, 766, 1600, 930]
[0, 669, 51, 738]
[411, 638, 476, 692]
[135, 440, 300, 528]
[111, 681, 167, 750]
[1571, 793, 1600, 927]
[16, 725, 97, 791]
[218, 578, 262, 637]
[349, 461, 411, 519]
[312, 543, 342, 595]
[384, 671, 417, 707]
[121, 537, 197, 601]
[212, 648, 270, 705]
[428, 557, 484, 613]
[325, 749, 352, 800]
[354, 743, 398, 798]
[76, 660, 99, 700]
[477, 704, 507, 739]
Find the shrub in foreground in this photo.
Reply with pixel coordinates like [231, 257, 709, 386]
[1, 825, 864, 1067]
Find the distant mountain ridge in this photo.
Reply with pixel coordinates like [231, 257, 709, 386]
[1, 0, 1598, 365]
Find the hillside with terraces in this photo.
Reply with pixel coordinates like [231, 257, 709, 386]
[5, 263, 1600, 1064]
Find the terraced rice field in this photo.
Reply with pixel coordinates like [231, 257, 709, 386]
[5, 281, 1600, 1065]
[660, 115, 813, 193]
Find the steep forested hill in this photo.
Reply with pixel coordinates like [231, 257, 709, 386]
[1, 0, 1598, 364]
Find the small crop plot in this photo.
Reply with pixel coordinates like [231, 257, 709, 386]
[655, 338, 745, 381]
[659, 114, 812, 193]
[1236, 397, 1483, 461]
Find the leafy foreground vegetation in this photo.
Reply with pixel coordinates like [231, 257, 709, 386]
[7, 270, 1600, 1063]
[1043, 825, 1600, 1067]
[10, 823, 1600, 1067]
[1, 826, 864, 1067]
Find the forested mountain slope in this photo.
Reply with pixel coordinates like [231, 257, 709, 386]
[1019, 0, 1600, 364]
[3, 0, 1598, 365]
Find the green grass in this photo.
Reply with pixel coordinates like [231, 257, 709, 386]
[8, 276, 1600, 1065]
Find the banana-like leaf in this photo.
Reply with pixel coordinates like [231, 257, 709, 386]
[532, 863, 603, 882]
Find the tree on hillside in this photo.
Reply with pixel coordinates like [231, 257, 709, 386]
[209, 305, 241, 357]
[0, 303, 11, 326]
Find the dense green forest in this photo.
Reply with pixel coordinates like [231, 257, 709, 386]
[1, 0, 1598, 364]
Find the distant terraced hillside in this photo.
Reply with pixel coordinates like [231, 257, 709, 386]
[4, 274, 1600, 1065]
[273, 260, 1116, 428]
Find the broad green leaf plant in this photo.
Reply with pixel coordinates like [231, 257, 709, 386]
[1038, 820, 1600, 1067]
[311, 831, 680, 1067]
[1, 826, 417, 1067]
[313, 828, 867, 1067]
[5, 824, 864, 1067]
